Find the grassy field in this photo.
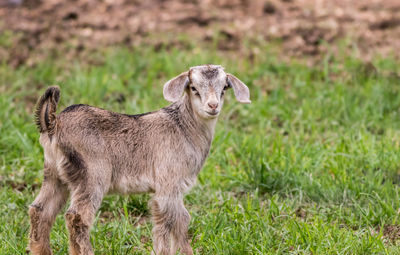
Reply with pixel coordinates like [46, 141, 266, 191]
[1, 37, 400, 254]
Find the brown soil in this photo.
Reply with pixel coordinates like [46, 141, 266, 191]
[1, 0, 400, 66]
[295, 206, 307, 219]
[383, 224, 400, 243]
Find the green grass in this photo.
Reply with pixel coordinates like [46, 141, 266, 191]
[1, 36, 400, 254]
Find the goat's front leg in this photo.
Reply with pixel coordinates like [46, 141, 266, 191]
[65, 183, 104, 255]
[28, 171, 69, 255]
[151, 194, 193, 255]
[170, 200, 193, 255]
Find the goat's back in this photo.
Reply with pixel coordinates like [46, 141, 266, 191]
[43, 104, 206, 194]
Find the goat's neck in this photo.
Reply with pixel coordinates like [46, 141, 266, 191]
[172, 96, 217, 175]
[179, 95, 217, 143]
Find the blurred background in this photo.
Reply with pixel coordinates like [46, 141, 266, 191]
[1, 0, 400, 66]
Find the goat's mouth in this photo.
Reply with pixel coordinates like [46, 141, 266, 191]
[205, 110, 219, 116]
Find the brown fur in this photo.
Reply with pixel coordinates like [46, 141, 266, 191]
[28, 206, 52, 255]
[65, 210, 93, 255]
[28, 65, 250, 255]
[34, 86, 60, 137]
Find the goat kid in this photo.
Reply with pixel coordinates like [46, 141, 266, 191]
[28, 65, 250, 255]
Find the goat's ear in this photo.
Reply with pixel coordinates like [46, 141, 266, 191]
[226, 73, 251, 104]
[163, 71, 190, 102]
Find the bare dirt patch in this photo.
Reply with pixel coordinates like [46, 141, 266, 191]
[383, 224, 400, 243]
[1, 0, 400, 66]
[294, 206, 307, 219]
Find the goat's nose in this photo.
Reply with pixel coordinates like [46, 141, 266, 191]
[208, 102, 218, 110]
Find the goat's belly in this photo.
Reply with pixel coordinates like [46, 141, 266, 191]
[108, 175, 154, 195]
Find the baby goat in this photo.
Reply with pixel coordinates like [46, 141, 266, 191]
[28, 65, 250, 255]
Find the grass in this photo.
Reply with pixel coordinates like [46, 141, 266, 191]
[1, 36, 400, 254]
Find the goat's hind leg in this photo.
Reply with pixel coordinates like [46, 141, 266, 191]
[28, 168, 69, 255]
[65, 183, 104, 255]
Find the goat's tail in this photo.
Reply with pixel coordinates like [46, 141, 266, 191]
[35, 86, 60, 135]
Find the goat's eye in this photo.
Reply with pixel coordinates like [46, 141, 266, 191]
[221, 85, 229, 97]
[190, 86, 200, 96]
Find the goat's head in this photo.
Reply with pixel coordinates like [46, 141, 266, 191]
[163, 65, 250, 119]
